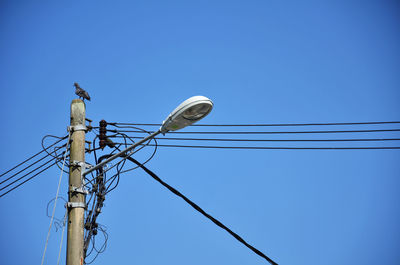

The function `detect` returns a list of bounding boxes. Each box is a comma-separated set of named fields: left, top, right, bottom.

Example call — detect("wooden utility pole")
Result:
left=67, top=99, right=86, bottom=265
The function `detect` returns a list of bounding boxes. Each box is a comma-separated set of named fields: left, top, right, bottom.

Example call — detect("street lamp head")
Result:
left=160, top=96, right=213, bottom=133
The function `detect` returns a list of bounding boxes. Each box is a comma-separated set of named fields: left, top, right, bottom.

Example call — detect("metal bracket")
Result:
left=69, top=161, right=92, bottom=194
left=70, top=186, right=89, bottom=195
left=66, top=202, right=86, bottom=209
left=68, top=124, right=88, bottom=132
left=71, top=160, right=90, bottom=168
left=71, top=161, right=93, bottom=174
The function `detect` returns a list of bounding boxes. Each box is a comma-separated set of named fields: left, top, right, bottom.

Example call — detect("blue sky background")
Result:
left=1, top=1, right=399, bottom=265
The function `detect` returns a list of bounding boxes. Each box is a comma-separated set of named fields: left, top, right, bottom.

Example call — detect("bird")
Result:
left=74, top=82, right=91, bottom=101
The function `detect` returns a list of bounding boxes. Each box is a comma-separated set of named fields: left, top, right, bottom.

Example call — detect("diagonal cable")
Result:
left=0, top=161, right=58, bottom=198
left=125, top=156, right=278, bottom=265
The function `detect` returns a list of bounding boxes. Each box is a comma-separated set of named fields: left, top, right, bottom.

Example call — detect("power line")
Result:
left=112, top=135, right=400, bottom=142
left=133, top=143, right=400, bottom=150
left=110, top=121, right=400, bottom=127
left=109, top=128, right=400, bottom=135
left=0, top=160, right=58, bottom=198
left=0, top=145, right=66, bottom=186
left=0, top=157, right=58, bottom=194
left=0, top=136, right=67, bottom=178
left=125, top=156, right=278, bottom=265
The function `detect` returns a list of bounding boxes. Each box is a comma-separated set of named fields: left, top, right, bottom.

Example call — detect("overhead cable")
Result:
left=0, top=157, right=58, bottom=193
left=0, top=161, right=58, bottom=198
left=125, top=156, right=278, bottom=265
left=110, top=128, right=400, bottom=135
left=0, top=135, right=67, bottom=178
left=133, top=144, right=400, bottom=150
left=0, top=145, right=66, bottom=186
left=110, top=121, right=400, bottom=127
left=112, top=135, right=400, bottom=142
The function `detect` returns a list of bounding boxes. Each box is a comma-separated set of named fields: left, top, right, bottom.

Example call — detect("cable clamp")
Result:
left=70, top=161, right=92, bottom=193
left=71, top=161, right=93, bottom=174
left=70, top=186, right=89, bottom=195
left=68, top=124, right=87, bottom=132
left=66, top=202, right=86, bottom=209
left=71, top=160, right=91, bottom=168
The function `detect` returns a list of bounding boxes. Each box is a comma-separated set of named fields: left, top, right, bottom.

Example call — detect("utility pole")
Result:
left=67, top=99, right=86, bottom=265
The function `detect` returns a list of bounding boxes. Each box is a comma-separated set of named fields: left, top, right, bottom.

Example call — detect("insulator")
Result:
left=99, top=119, right=107, bottom=149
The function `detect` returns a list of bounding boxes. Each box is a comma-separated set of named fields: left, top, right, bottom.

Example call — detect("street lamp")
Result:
left=160, top=95, right=213, bottom=133
left=84, top=95, right=213, bottom=176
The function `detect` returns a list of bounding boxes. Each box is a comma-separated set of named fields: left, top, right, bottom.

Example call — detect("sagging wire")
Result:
left=85, top=225, right=108, bottom=265
left=106, top=124, right=158, bottom=174
left=42, top=134, right=71, bottom=174
left=46, top=197, right=68, bottom=232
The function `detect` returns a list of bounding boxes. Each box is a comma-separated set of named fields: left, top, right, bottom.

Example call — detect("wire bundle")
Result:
left=107, top=121, right=400, bottom=150
left=2, top=120, right=400, bottom=265
left=92, top=124, right=279, bottom=264
left=82, top=126, right=159, bottom=263
left=0, top=135, right=69, bottom=198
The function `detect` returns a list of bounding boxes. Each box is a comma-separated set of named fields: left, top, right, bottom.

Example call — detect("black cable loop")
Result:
left=46, top=197, right=68, bottom=228
left=41, top=135, right=69, bottom=159
left=109, top=131, right=158, bottom=174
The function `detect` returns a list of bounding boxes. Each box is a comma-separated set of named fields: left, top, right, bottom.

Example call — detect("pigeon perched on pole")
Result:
left=74, top=82, right=91, bottom=101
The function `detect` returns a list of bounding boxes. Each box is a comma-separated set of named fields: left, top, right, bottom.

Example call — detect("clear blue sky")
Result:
left=1, top=1, right=399, bottom=265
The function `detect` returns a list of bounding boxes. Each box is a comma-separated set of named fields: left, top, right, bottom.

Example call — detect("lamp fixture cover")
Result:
left=160, top=96, right=213, bottom=133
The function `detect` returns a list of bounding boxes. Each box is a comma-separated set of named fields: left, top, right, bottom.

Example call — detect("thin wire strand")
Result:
left=111, top=128, right=400, bottom=134
left=57, top=209, right=68, bottom=265
left=100, top=132, right=157, bottom=177
left=41, top=132, right=71, bottom=265
left=110, top=121, right=400, bottom=127
left=137, top=144, right=400, bottom=150
left=112, top=131, right=158, bottom=174
left=115, top=136, right=400, bottom=142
